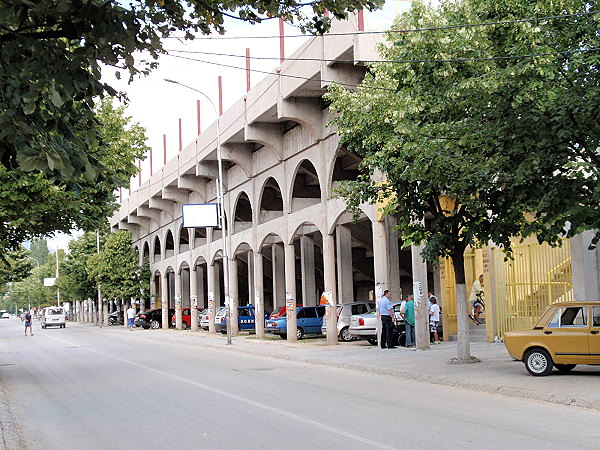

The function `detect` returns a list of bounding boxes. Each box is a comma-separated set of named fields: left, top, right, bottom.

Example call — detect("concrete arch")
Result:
left=209, top=248, right=225, bottom=266
left=178, top=260, right=190, bottom=274
left=193, top=255, right=208, bottom=267
left=288, top=158, right=323, bottom=214
left=232, top=190, right=254, bottom=233
left=142, top=241, right=150, bottom=260
left=328, top=146, right=364, bottom=200
left=233, top=241, right=253, bottom=258
left=177, top=224, right=190, bottom=254
left=257, top=176, right=284, bottom=225
left=328, top=206, right=371, bottom=235
left=289, top=220, right=326, bottom=242
left=257, top=231, right=285, bottom=253
left=163, top=229, right=175, bottom=259
left=152, top=235, right=162, bottom=263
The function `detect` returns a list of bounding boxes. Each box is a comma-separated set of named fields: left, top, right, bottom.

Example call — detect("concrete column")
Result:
left=336, top=225, right=354, bottom=303
left=272, top=243, right=286, bottom=308
left=254, top=250, right=265, bottom=339
left=411, top=244, right=430, bottom=350
left=484, top=246, right=498, bottom=342
left=161, top=273, right=169, bottom=329
left=214, top=262, right=222, bottom=305
left=571, top=231, right=600, bottom=301
left=230, top=257, right=239, bottom=335
left=323, top=233, right=338, bottom=345
left=285, top=242, right=297, bottom=342
left=103, top=300, right=109, bottom=329
left=175, top=270, right=183, bottom=330
left=197, top=265, right=206, bottom=309
left=247, top=253, right=254, bottom=307
left=300, top=235, right=317, bottom=306
left=190, top=266, right=199, bottom=332
left=76, top=301, right=81, bottom=322
left=386, top=217, right=401, bottom=300
left=207, top=263, right=216, bottom=333
left=372, top=220, right=389, bottom=344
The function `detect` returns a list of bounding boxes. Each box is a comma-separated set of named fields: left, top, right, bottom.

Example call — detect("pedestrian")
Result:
left=429, top=297, right=441, bottom=344
left=428, top=291, right=437, bottom=309
left=377, top=290, right=397, bottom=349
left=24, top=311, right=33, bottom=336
left=469, top=274, right=485, bottom=324
left=126, top=303, right=136, bottom=331
left=402, top=294, right=415, bottom=348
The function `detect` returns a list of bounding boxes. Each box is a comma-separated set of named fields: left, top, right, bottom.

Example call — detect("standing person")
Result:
left=402, top=294, right=415, bottom=348
left=377, top=290, right=397, bottom=349
left=429, top=297, right=441, bottom=344
left=24, top=311, right=33, bottom=336
left=126, top=303, right=136, bottom=331
left=469, top=274, right=485, bottom=324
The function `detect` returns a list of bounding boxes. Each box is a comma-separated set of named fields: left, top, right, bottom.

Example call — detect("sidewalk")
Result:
left=90, top=323, right=600, bottom=410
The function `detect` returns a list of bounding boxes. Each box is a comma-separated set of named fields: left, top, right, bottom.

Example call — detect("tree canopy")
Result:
left=327, top=0, right=599, bottom=360
left=1, top=0, right=382, bottom=253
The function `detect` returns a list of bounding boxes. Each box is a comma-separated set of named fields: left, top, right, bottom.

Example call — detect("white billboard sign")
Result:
left=43, top=277, right=56, bottom=287
left=182, top=203, right=219, bottom=228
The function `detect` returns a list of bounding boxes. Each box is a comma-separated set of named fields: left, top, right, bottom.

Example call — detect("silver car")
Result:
left=321, top=302, right=375, bottom=342
left=349, top=301, right=404, bottom=345
left=200, top=306, right=225, bottom=330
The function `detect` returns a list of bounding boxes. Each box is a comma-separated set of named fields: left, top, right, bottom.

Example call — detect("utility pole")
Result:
left=97, top=231, right=104, bottom=328
left=56, top=249, right=60, bottom=307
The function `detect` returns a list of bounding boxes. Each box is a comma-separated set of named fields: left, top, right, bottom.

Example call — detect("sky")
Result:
left=48, top=0, right=411, bottom=252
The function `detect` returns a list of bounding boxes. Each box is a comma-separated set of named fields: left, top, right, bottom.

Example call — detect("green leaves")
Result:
left=327, top=0, right=599, bottom=267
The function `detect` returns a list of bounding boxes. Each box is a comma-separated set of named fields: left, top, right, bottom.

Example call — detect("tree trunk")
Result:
left=453, top=250, right=471, bottom=361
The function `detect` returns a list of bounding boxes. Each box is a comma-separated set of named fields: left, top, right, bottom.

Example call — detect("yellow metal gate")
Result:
left=493, top=240, right=573, bottom=339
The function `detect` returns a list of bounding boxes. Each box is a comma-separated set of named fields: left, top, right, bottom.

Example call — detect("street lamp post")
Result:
left=164, top=79, right=232, bottom=345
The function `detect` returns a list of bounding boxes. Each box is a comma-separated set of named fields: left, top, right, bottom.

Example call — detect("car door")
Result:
left=297, top=308, right=310, bottom=331
left=238, top=307, right=253, bottom=330
left=312, top=306, right=325, bottom=333
left=590, top=306, right=600, bottom=364
left=543, top=306, right=590, bottom=363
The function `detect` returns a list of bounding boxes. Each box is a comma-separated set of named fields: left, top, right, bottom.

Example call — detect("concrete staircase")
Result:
left=469, top=319, right=487, bottom=342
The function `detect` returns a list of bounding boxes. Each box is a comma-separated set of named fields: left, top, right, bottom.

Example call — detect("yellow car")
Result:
left=504, top=301, right=600, bottom=376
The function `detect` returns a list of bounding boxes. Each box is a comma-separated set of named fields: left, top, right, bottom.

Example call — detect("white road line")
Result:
left=46, top=334, right=396, bottom=449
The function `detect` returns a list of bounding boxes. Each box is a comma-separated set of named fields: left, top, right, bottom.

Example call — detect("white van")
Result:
left=41, top=307, right=66, bottom=329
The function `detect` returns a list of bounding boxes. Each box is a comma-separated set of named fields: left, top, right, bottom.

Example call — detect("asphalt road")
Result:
left=1, top=318, right=599, bottom=450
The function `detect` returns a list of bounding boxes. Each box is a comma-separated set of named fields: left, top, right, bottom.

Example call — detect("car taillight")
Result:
left=140, top=314, right=146, bottom=319
left=359, top=318, right=364, bottom=326
left=337, top=308, right=342, bottom=318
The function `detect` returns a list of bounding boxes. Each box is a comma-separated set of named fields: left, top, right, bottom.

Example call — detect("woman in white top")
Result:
left=429, top=297, right=441, bottom=344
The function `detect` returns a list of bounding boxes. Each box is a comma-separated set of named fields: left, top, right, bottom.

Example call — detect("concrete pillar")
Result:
left=571, top=231, right=600, bottom=301
left=254, top=250, right=265, bottom=339
left=198, top=265, right=206, bottom=309
left=272, top=243, right=286, bottom=308
left=411, top=244, right=430, bottom=350
left=207, top=263, right=216, bottom=333
left=247, top=253, right=254, bottom=307
left=76, top=301, right=81, bottom=322
left=214, top=262, right=222, bottom=305
left=175, top=270, right=182, bottom=330
left=285, top=242, right=297, bottom=342
left=386, top=217, right=401, bottom=300
left=323, top=233, right=338, bottom=345
left=190, top=266, right=199, bottom=332
left=300, top=235, right=316, bottom=306
left=372, top=219, right=389, bottom=344
left=103, top=300, right=109, bottom=329
left=230, top=257, right=239, bottom=335
left=161, top=273, right=169, bottom=329
left=336, top=224, right=354, bottom=303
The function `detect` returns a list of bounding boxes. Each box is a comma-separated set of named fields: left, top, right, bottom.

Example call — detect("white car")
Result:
left=1, top=313, right=10, bottom=319
left=41, top=307, right=67, bottom=329
left=200, top=306, right=225, bottom=330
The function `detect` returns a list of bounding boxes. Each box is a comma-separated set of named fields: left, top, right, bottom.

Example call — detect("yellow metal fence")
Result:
left=493, top=241, right=573, bottom=338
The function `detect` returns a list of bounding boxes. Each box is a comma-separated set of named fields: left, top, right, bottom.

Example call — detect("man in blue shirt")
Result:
left=377, top=290, right=396, bottom=349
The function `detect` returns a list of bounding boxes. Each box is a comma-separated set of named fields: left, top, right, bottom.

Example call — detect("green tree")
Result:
left=0, top=96, right=149, bottom=254
left=6, top=251, right=61, bottom=311
left=59, top=231, right=106, bottom=304
left=327, top=0, right=599, bottom=361
left=0, top=247, right=33, bottom=286
left=87, top=231, right=149, bottom=303
left=29, top=238, right=50, bottom=267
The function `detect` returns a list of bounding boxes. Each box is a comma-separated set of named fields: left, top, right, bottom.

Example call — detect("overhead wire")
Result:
left=163, top=10, right=600, bottom=40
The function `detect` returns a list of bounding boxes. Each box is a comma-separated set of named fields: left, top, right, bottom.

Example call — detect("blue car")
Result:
left=265, top=306, right=325, bottom=339
left=215, top=305, right=267, bottom=333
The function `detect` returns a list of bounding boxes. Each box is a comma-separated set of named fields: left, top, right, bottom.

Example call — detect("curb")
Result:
left=0, top=382, right=23, bottom=450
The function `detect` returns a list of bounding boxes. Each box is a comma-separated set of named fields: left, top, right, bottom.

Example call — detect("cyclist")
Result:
left=469, top=274, right=485, bottom=325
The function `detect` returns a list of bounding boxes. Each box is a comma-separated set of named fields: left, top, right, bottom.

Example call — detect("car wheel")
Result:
left=554, top=364, right=577, bottom=373
left=366, top=338, right=378, bottom=346
left=150, top=320, right=160, bottom=329
left=108, top=318, right=116, bottom=326
left=181, top=322, right=188, bottom=330
left=397, top=332, right=406, bottom=347
left=524, top=348, right=553, bottom=376
left=339, top=327, right=352, bottom=342
left=296, top=327, right=304, bottom=340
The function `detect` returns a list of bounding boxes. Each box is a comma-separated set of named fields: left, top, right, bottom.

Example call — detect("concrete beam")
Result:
left=137, top=204, right=161, bottom=228
left=220, top=144, right=253, bottom=177
left=149, top=197, right=174, bottom=220
left=163, top=185, right=189, bottom=205
left=196, top=161, right=219, bottom=180
left=277, top=97, right=323, bottom=140
left=244, top=123, right=283, bottom=161
left=178, top=174, right=207, bottom=201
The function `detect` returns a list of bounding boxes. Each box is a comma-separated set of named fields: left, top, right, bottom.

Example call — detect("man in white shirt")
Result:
left=429, top=297, right=441, bottom=344
left=126, top=304, right=136, bottom=331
